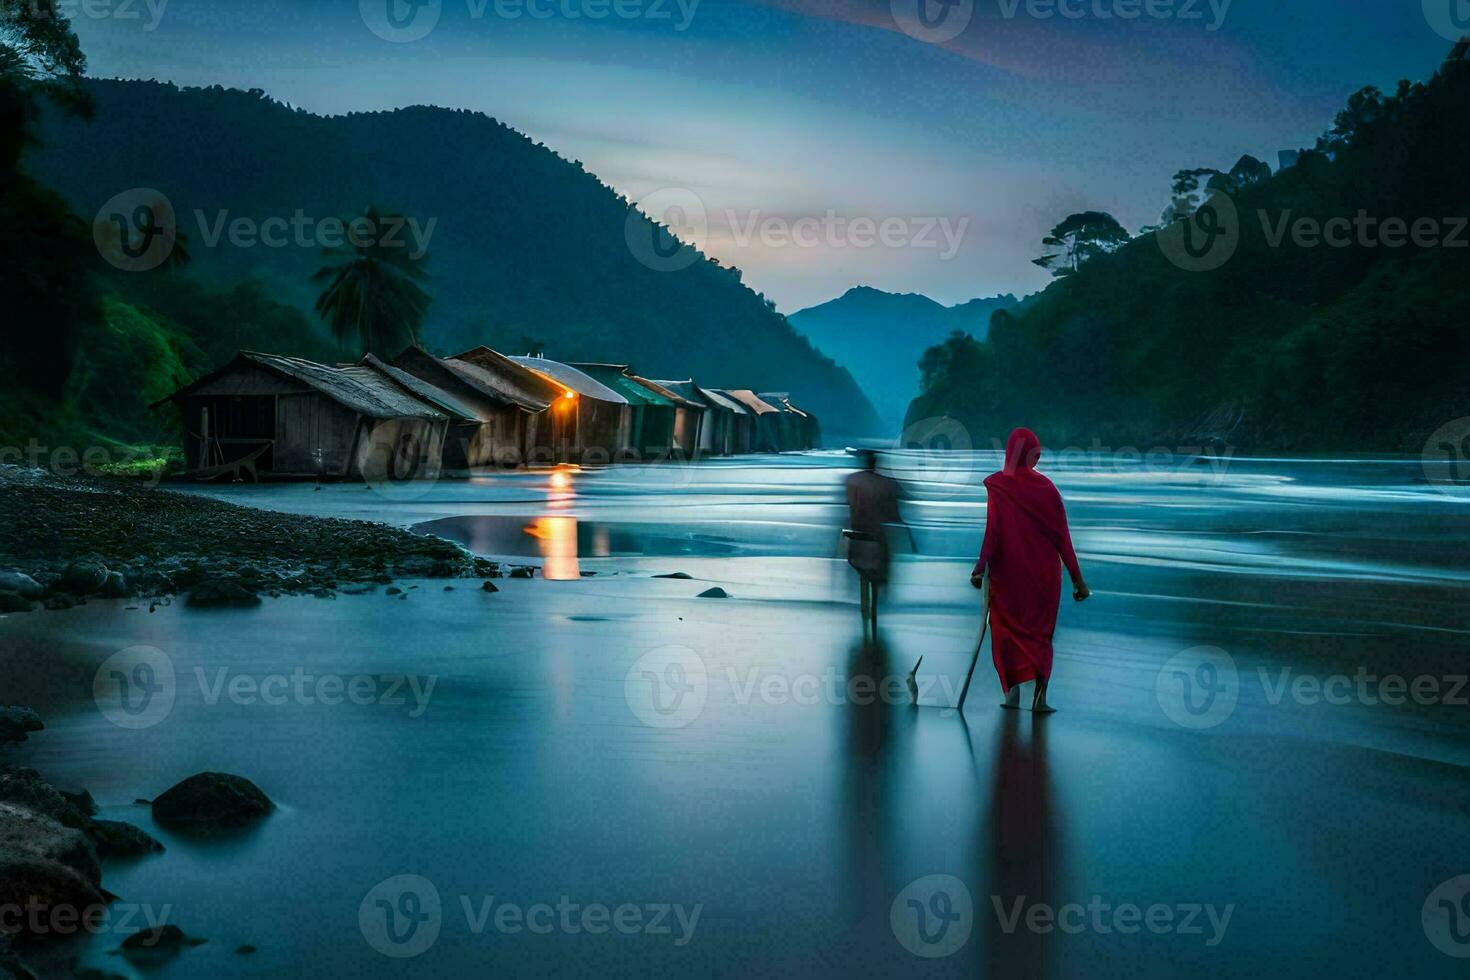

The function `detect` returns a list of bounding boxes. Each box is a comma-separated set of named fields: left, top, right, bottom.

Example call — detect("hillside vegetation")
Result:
left=908, top=58, right=1470, bottom=452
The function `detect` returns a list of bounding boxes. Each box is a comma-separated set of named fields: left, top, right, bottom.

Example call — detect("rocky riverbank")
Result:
left=0, top=466, right=513, bottom=613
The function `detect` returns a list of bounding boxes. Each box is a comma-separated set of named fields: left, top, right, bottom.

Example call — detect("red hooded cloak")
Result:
left=971, top=428, right=1082, bottom=692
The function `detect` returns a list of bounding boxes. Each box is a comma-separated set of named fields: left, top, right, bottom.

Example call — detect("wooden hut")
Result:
left=570, top=363, right=679, bottom=458
left=375, top=348, right=525, bottom=470
left=719, top=389, right=784, bottom=453
left=759, top=392, right=820, bottom=451
left=651, top=380, right=733, bottom=456
left=632, top=377, right=704, bottom=457
left=157, top=351, right=449, bottom=481
left=441, top=346, right=574, bottom=466
left=701, top=388, right=752, bottom=454
left=509, top=357, right=631, bottom=463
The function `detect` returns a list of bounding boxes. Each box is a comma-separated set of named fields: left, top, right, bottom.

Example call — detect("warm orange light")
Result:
left=522, top=516, right=580, bottom=580
left=549, top=470, right=571, bottom=490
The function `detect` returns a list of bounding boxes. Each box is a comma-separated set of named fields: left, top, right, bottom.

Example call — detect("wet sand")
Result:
left=3, top=453, right=1469, bottom=977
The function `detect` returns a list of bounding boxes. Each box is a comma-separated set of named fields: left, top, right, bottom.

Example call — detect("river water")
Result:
left=4, top=451, right=1469, bottom=977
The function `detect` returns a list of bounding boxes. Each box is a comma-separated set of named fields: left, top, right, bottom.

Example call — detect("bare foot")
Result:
left=1032, top=678, right=1057, bottom=714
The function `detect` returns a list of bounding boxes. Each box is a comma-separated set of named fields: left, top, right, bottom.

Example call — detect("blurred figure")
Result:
left=971, top=429, right=1090, bottom=712
left=845, top=449, right=904, bottom=632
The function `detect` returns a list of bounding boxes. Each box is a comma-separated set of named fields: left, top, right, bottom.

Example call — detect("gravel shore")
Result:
left=0, top=467, right=503, bottom=611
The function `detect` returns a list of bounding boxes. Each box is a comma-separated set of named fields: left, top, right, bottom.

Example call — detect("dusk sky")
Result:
left=72, top=0, right=1455, bottom=311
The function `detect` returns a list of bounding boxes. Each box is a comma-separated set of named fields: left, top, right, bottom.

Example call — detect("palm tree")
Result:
left=312, top=207, right=431, bottom=356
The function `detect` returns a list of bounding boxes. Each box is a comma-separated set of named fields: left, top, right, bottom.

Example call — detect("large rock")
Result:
left=0, top=593, right=32, bottom=614
left=151, top=773, right=274, bottom=832
left=0, top=856, right=107, bottom=940
left=0, top=708, right=43, bottom=746
left=60, top=562, right=109, bottom=595
left=0, top=572, right=42, bottom=599
left=101, top=571, right=129, bottom=598
left=87, top=819, right=164, bottom=859
left=0, top=803, right=101, bottom=884
left=185, top=577, right=261, bottom=608
left=0, top=769, right=92, bottom=828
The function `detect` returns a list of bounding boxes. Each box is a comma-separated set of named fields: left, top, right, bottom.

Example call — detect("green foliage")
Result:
left=29, top=80, right=878, bottom=432
left=911, top=64, right=1470, bottom=452
left=312, top=206, right=431, bottom=357
left=1033, top=211, right=1130, bottom=277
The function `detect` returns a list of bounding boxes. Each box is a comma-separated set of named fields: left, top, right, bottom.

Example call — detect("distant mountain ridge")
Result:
left=788, top=286, right=1023, bottom=433
left=30, top=79, right=878, bottom=435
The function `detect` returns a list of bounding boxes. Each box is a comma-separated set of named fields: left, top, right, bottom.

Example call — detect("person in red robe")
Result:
left=970, top=428, right=1090, bottom=712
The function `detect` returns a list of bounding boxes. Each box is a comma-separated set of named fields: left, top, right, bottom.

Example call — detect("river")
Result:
left=4, top=450, right=1469, bottom=977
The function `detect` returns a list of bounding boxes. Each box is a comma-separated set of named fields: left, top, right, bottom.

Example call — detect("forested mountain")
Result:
left=29, top=79, right=877, bottom=435
left=788, top=287, right=1022, bottom=433
left=908, top=53, right=1470, bottom=453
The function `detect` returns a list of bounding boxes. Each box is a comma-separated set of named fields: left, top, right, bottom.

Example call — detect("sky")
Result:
left=69, top=0, right=1456, bottom=311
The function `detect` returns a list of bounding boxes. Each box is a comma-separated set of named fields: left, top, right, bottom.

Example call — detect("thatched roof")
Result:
left=358, top=354, right=481, bottom=422
left=450, top=346, right=564, bottom=412
left=156, top=351, right=447, bottom=420
left=718, top=389, right=780, bottom=415
left=509, top=357, right=628, bottom=404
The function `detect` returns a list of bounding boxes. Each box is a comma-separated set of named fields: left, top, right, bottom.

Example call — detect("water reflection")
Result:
left=980, top=710, right=1060, bottom=977
left=522, top=516, right=581, bottom=580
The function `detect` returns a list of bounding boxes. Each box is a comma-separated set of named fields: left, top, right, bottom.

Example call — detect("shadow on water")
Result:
left=977, top=709, right=1060, bottom=978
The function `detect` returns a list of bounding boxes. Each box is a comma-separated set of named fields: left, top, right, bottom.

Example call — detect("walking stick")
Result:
left=909, top=582, right=990, bottom=711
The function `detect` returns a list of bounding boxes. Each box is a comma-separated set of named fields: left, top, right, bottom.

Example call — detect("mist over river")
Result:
left=5, top=451, right=1469, bottom=977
